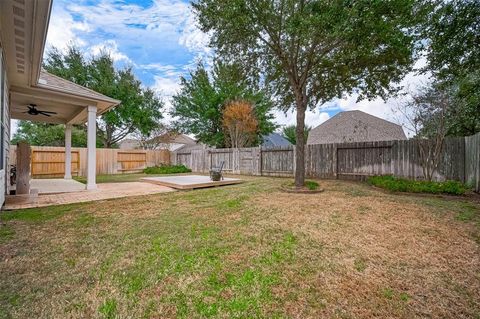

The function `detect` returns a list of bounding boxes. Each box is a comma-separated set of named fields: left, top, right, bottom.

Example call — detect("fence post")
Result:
left=333, top=145, right=338, bottom=179
left=256, top=147, right=262, bottom=176
left=292, top=146, right=296, bottom=177
left=16, top=142, right=31, bottom=195
left=233, top=148, right=240, bottom=174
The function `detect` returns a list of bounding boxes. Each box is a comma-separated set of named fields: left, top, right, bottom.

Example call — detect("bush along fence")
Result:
left=173, top=133, right=480, bottom=192
left=10, top=145, right=170, bottom=178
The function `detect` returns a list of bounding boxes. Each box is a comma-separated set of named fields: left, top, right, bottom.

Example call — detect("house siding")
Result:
left=0, top=44, right=10, bottom=205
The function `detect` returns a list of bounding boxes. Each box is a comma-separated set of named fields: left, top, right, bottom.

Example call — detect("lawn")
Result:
left=0, top=177, right=479, bottom=318
left=73, top=172, right=191, bottom=184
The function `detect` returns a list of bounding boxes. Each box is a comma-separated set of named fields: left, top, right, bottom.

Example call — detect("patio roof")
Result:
left=1, top=0, right=120, bottom=125
left=10, top=71, right=120, bottom=124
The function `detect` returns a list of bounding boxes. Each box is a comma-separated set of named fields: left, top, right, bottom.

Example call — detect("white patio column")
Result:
left=64, top=124, right=72, bottom=179
left=86, top=105, right=97, bottom=190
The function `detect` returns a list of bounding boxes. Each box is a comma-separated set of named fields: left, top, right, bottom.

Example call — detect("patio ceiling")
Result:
left=1, top=0, right=120, bottom=125
left=10, top=71, right=120, bottom=125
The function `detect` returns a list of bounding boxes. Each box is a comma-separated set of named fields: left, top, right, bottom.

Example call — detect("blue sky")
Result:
left=45, top=0, right=427, bottom=133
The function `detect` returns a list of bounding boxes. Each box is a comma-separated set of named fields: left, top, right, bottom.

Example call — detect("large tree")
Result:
left=193, top=0, right=425, bottom=187
left=422, top=0, right=480, bottom=136
left=11, top=121, right=89, bottom=147
left=171, top=61, right=276, bottom=147
left=44, top=46, right=164, bottom=148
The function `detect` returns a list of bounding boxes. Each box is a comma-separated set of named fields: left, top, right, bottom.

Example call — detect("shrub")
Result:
left=143, top=164, right=191, bottom=175
left=305, top=180, right=319, bottom=190
left=367, top=175, right=467, bottom=195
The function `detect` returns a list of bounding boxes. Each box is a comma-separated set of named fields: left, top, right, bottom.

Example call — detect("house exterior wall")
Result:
left=0, top=44, right=10, bottom=205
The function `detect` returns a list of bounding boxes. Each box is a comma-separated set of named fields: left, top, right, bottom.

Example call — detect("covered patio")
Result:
left=10, top=71, right=120, bottom=191
left=0, top=0, right=120, bottom=201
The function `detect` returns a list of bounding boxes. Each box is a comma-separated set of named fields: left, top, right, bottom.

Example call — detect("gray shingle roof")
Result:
left=307, top=110, right=407, bottom=145
left=262, top=133, right=292, bottom=147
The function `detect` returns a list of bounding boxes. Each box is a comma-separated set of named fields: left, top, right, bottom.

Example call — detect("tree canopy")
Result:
left=171, top=61, right=276, bottom=147
left=11, top=121, right=89, bottom=147
left=193, top=0, right=425, bottom=186
left=43, top=46, right=164, bottom=148
left=421, top=0, right=480, bottom=137
left=281, top=124, right=311, bottom=145
left=223, top=100, right=259, bottom=148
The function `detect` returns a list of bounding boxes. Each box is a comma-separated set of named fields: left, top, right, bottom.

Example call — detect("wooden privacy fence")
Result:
left=10, top=146, right=170, bottom=178
left=174, top=133, right=480, bottom=192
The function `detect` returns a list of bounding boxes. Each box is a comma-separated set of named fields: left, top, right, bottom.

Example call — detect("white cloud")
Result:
left=152, top=75, right=181, bottom=98
left=45, top=5, right=90, bottom=51
left=274, top=109, right=330, bottom=129
left=178, top=10, right=212, bottom=59
left=90, top=40, right=132, bottom=64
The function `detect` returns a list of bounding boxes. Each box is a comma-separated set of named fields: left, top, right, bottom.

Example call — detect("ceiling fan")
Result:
left=23, top=104, right=57, bottom=117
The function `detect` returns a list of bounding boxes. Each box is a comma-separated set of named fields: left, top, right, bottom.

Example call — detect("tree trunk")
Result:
left=295, top=103, right=306, bottom=187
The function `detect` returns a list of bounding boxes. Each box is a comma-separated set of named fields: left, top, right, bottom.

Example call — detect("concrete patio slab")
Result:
left=30, top=179, right=86, bottom=194
left=4, top=182, right=175, bottom=210
left=141, top=175, right=243, bottom=190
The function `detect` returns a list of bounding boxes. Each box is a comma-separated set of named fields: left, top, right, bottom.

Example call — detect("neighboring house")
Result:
left=119, top=134, right=197, bottom=151
left=307, top=110, right=407, bottom=145
left=175, top=133, right=291, bottom=151
left=175, top=142, right=208, bottom=153
left=262, top=133, right=292, bottom=148
left=0, top=0, right=120, bottom=204
left=118, top=138, right=140, bottom=150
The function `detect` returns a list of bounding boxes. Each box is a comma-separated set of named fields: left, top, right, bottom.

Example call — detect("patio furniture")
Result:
left=210, top=161, right=224, bottom=181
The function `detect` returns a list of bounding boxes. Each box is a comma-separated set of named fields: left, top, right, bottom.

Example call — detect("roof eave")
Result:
left=36, top=83, right=121, bottom=106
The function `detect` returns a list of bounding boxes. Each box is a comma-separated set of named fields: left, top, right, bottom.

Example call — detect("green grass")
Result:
left=74, top=173, right=164, bottom=184
left=287, top=179, right=320, bottom=190
left=143, top=164, right=191, bottom=175
left=0, top=177, right=479, bottom=318
left=368, top=175, right=468, bottom=195
left=305, top=180, right=319, bottom=190
left=0, top=225, right=14, bottom=243
left=73, top=166, right=192, bottom=184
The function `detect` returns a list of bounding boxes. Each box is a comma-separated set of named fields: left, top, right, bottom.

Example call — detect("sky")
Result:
left=41, top=0, right=430, bottom=136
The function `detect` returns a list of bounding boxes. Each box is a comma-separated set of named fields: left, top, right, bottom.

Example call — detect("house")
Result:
left=0, top=0, right=120, bottom=204
left=119, top=134, right=196, bottom=151
left=307, top=110, right=407, bottom=145
left=262, top=133, right=291, bottom=148
left=175, top=133, right=291, bottom=151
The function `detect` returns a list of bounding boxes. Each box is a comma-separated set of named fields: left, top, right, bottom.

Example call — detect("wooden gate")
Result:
left=210, top=149, right=233, bottom=172
left=31, top=149, right=80, bottom=178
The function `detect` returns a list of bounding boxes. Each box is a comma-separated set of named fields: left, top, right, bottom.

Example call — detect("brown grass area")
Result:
left=0, top=177, right=479, bottom=318
left=254, top=180, right=480, bottom=318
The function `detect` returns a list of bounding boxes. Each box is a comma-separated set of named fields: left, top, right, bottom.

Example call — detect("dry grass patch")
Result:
left=0, top=177, right=479, bottom=318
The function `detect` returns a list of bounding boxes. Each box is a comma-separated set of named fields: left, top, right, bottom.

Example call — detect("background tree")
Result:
left=281, top=124, right=311, bottom=145
left=422, top=0, right=480, bottom=136
left=171, top=61, right=276, bottom=147
left=395, top=84, right=450, bottom=181
left=223, top=100, right=258, bottom=148
left=11, top=121, right=88, bottom=147
left=43, top=46, right=164, bottom=148
left=132, top=123, right=174, bottom=150
left=193, top=0, right=425, bottom=187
